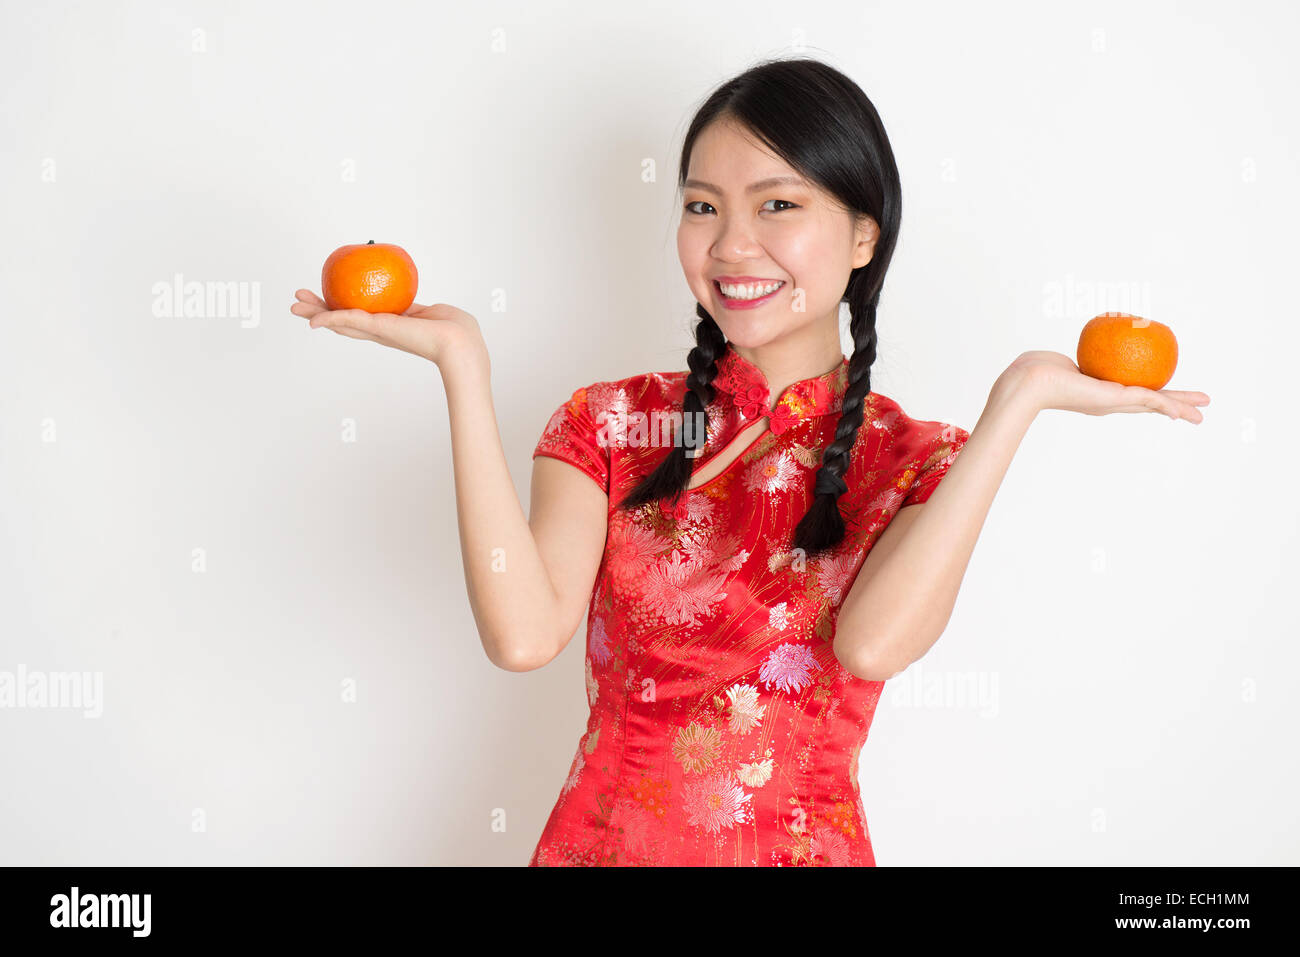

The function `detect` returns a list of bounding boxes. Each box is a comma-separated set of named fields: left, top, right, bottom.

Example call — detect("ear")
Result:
left=852, top=215, right=880, bottom=269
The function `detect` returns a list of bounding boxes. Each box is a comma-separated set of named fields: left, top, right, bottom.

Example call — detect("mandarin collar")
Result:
left=711, top=342, right=849, bottom=435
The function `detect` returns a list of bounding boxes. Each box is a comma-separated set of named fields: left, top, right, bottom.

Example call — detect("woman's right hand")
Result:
left=291, top=289, right=487, bottom=371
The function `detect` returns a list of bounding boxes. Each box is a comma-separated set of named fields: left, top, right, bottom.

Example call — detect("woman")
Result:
left=291, top=57, right=1209, bottom=866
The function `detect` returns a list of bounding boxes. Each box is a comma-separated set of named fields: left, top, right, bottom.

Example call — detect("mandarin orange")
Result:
left=1077, top=312, right=1178, bottom=390
left=321, top=240, right=418, bottom=314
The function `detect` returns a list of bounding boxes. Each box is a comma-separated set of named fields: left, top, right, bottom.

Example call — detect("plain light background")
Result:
left=1, top=0, right=1296, bottom=866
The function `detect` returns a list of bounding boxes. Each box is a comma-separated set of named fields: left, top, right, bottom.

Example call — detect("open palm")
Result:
left=290, top=289, right=484, bottom=367
left=1009, top=350, right=1209, bottom=423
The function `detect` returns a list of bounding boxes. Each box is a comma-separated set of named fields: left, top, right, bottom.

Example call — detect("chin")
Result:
left=714, top=321, right=798, bottom=351
left=710, top=324, right=761, bottom=348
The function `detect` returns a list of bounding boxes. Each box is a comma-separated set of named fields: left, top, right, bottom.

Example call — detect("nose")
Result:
left=710, top=217, right=763, bottom=261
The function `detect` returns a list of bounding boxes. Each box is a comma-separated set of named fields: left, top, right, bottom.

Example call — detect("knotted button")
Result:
left=768, top=402, right=799, bottom=436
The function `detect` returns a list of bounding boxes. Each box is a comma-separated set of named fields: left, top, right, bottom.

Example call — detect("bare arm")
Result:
left=835, top=353, right=1210, bottom=681
left=441, top=358, right=608, bottom=671
left=834, top=374, right=1037, bottom=681
left=527, top=456, right=609, bottom=663
left=291, top=291, right=608, bottom=672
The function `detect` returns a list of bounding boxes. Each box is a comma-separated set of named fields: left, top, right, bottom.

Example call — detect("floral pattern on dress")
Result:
left=529, top=341, right=971, bottom=866
left=641, top=551, right=729, bottom=628
left=743, top=448, right=800, bottom=494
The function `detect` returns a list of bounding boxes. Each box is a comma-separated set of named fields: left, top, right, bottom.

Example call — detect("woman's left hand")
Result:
left=1004, top=350, right=1210, bottom=423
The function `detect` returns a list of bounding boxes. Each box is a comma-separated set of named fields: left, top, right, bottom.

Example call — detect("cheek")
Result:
left=774, top=234, right=847, bottom=314
left=677, top=233, right=715, bottom=298
left=767, top=230, right=830, bottom=285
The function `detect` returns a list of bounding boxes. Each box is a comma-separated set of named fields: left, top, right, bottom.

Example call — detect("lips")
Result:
left=713, top=279, right=785, bottom=295
left=711, top=278, right=786, bottom=309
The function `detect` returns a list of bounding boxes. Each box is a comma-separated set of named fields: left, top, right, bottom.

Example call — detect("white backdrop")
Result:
left=1, top=0, right=1296, bottom=866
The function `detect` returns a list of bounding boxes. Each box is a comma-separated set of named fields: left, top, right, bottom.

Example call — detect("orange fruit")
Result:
left=321, top=240, right=418, bottom=314
left=1076, top=312, right=1178, bottom=390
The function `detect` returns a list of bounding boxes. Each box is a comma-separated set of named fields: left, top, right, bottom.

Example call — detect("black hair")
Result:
left=617, top=55, right=903, bottom=558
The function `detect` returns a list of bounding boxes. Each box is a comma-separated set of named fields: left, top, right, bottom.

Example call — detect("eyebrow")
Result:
left=682, top=175, right=808, bottom=194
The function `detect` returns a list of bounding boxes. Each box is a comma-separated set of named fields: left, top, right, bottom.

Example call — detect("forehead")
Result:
left=685, top=120, right=805, bottom=189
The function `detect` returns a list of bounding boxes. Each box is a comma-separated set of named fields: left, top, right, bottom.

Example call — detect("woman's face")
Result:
left=677, top=118, right=879, bottom=352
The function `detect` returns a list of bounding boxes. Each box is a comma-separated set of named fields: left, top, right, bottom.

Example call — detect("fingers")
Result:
left=322, top=325, right=378, bottom=342
left=307, top=310, right=378, bottom=340
left=309, top=307, right=374, bottom=332
left=291, top=301, right=323, bottom=319
left=1156, top=400, right=1197, bottom=423
left=1161, top=400, right=1204, bottom=424
left=1156, top=389, right=1210, bottom=424
left=292, top=291, right=384, bottom=343
left=291, top=290, right=328, bottom=320
left=1121, top=386, right=1204, bottom=424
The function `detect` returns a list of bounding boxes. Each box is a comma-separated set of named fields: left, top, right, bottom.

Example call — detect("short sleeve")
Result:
left=901, top=421, right=970, bottom=507
left=533, top=385, right=610, bottom=493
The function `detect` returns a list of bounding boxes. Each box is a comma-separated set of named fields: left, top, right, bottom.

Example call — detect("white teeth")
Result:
left=718, top=280, right=783, bottom=300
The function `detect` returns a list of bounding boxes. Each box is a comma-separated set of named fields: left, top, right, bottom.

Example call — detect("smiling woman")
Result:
left=520, top=55, right=966, bottom=867
left=290, top=52, right=1209, bottom=872
left=625, top=60, right=899, bottom=562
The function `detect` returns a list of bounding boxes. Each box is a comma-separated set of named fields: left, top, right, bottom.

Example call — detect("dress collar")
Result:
left=711, top=341, right=849, bottom=436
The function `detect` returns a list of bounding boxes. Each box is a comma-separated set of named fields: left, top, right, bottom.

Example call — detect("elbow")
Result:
left=837, top=639, right=909, bottom=683
left=487, top=633, right=559, bottom=673
left=491, top=650, right=538, bottom=673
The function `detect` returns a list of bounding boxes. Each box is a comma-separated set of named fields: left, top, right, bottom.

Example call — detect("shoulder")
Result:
left=851, top=390, right=969, bottom=486
left=839, top=390, right=969, bottom=515
left=567, top=368, right=689, bottom=418
left=861, top=390, right=967, bottom=447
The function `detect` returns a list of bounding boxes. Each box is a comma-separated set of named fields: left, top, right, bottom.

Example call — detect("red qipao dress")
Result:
left=527, top=342, right=969, bottom=866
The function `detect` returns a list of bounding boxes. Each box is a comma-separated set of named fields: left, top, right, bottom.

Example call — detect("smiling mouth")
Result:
left=713, top=279, right=785, bottom=301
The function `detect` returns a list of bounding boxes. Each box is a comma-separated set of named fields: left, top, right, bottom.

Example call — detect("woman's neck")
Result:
left=729, top=318, right=844, bottom=409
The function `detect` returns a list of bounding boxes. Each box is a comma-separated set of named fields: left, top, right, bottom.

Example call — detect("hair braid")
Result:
left=618, top=304, right=725, bottom=510
left=791, top=272, right=880, bottom=557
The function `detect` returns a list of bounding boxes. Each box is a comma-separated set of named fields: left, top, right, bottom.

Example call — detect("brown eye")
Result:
left=684, top=200, right=797, bottom=214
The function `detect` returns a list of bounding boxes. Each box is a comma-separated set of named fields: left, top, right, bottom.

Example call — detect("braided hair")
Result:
left=797, top=268, right=880, bottom=554
left=617, top=303, right=726, bottom=512
left=618, top=56, right=902, bottom=558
